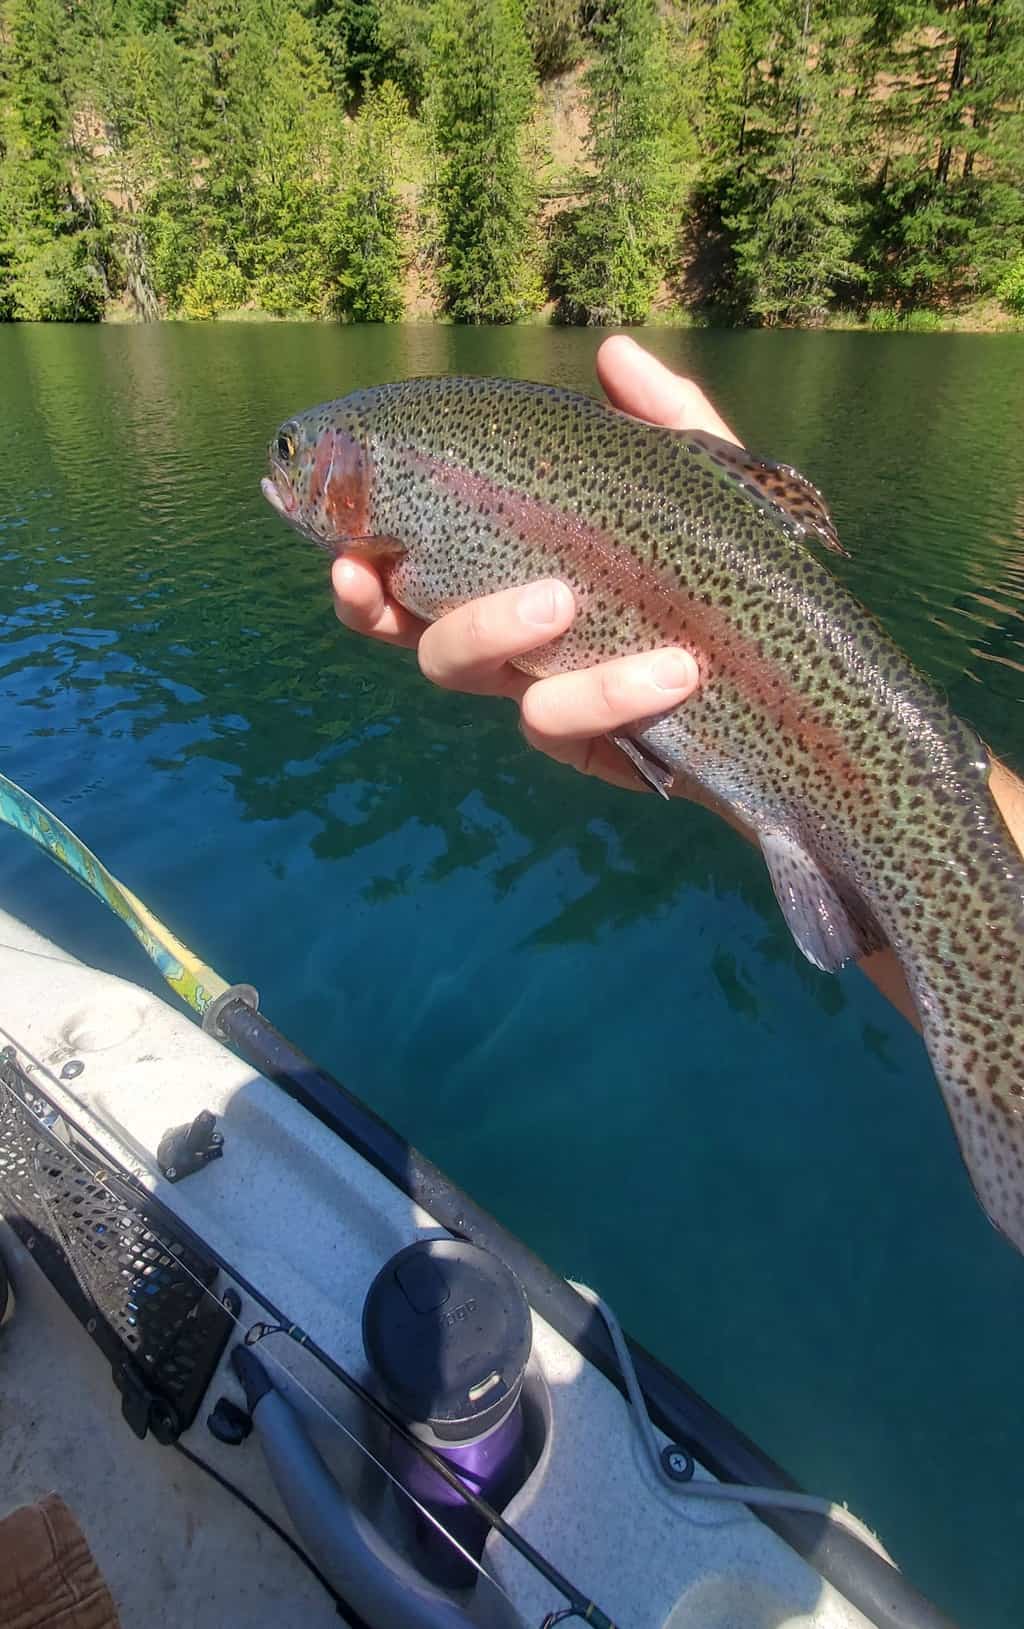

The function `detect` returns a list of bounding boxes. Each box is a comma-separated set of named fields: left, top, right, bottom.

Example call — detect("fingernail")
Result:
left=649, top=650, right=697, bottom=693
left=519, top=581, right=568, bottom=627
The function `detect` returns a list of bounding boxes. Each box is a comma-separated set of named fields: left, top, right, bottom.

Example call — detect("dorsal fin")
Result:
left=686, top=429, right=848, bottom=557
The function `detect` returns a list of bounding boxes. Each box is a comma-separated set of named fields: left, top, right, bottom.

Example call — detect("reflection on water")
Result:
left=2, top=325, right=1024, bottom=1629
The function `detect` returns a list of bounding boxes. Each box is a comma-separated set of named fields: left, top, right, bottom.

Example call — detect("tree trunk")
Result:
left=936, top=34, right=970, bottom=185
left=790, top=0, right=813, bottom=187
left=963, top=0, right=1001, bottom=180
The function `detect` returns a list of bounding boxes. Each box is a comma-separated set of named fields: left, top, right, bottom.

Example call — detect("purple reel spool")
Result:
left=362, top=1239, right=533, bottom=1589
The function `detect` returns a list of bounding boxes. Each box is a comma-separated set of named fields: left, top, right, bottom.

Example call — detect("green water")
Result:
left=2, top=324, right=1023, bottom=1627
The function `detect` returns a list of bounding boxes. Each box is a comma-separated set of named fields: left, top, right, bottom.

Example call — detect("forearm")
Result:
left=858, top=759, right=1024, bottom=1030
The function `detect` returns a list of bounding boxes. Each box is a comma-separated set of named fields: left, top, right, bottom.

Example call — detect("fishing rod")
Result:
left=0, top=771, right=228, bottom=1016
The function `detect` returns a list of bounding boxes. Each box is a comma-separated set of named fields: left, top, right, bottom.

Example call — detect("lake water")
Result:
left=2, top=324, right=1023, bottom=1628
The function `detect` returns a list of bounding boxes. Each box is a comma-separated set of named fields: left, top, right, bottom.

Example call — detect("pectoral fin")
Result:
left=761, top=830, right=885, bottom=972
left=686, top=430, right=848, bottom=557
left=609, top=734, right=675, bottom=799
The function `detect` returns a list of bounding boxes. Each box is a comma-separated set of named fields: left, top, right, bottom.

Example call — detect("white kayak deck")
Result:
left=0, top=907, right=877, bottom=1629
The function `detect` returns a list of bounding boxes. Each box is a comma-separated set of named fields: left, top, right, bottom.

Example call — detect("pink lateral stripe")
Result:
left=414, top=451, right=862, bottom=791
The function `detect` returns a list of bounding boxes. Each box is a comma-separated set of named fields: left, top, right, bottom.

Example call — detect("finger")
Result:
left=596, top=335, right=742, bottom=447
left=418, top=579, right=575, bottom=694
left=520, top=647, right=699, bottom=742
left=331, top=555, right=424, bottom=648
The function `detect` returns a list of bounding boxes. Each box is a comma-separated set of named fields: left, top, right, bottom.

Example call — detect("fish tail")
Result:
left=907, top=859, right=1024, bottom=1253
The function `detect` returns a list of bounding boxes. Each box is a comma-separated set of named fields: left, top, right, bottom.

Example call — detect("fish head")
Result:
left=262, top=404, right=370, bottom=551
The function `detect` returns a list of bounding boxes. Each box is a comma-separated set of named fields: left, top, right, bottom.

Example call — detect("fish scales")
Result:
left=262, top=374, right=1024, bottom=1255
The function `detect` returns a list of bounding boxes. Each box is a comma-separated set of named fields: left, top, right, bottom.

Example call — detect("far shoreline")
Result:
left=11, top=302, right=1024, bottom=335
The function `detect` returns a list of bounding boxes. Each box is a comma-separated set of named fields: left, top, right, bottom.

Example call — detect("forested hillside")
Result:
left=1, top=0, right=1022, bottom=326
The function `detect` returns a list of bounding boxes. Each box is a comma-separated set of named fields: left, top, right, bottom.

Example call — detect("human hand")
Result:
left=331, top=335, right=740, bottom=793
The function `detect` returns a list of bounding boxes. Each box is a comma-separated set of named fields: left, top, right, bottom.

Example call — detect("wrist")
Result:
left=990, top=759, right=1024, bottom=859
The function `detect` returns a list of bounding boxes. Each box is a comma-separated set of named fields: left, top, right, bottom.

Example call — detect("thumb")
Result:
left=596, top=337, right=742, bottom=447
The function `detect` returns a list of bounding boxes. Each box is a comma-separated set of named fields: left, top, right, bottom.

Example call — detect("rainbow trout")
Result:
left=262, top=376, right=1024, bottom=1253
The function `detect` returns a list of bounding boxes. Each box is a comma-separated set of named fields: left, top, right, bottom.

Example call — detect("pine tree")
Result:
left=426, top=0, right=543, bottom=323
left=551, top=0, right=687, bottom=324
left=714, top=0, right=867, bottom=323
left=327, top=80, right=408, bottom=319
left=375, top=0, right=438, bottom=108
left=76, top=13, right=172, bottom=317
left=0, top=0, right=108, bottom=319
left=861, top=0, right=1024, bottom=305
left=174, top=0, right=252, bottom=271
left=523, top=0, right=584, bottom=78
left=1, top=0, right=76, bottom=235
left=135, top=28, right=206, bottom=306
left=309, top=0, right=385, bottom=102
left=171, top=0, right=344, bottom=315
left=242, top=6, right=344, bottom=314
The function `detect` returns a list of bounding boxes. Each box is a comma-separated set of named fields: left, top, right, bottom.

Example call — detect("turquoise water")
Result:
left=2, top=324, right=1023, bottom=1626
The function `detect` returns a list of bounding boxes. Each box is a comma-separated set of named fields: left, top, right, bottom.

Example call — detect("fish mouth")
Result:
left=261, top=468, right=338, bottom=552
left=261, top=468, right=295, bottom=517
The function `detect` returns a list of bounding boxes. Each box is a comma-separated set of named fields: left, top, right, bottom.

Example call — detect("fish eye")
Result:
left=276, top=430, right=296, bottom=462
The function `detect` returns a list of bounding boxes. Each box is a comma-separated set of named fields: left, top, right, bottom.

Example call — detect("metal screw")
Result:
left=210, top=1132, right=223, bottom=1146
left=26, top=1236, right=36, bottom=1251
left=165, top=1167, right=176, bottom=1180
left=661, top=1444, right=695, bottom=1483
left=86, top=1318, right=97, bottom=1334
left=60, top=1060, right=84, bottom=1081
